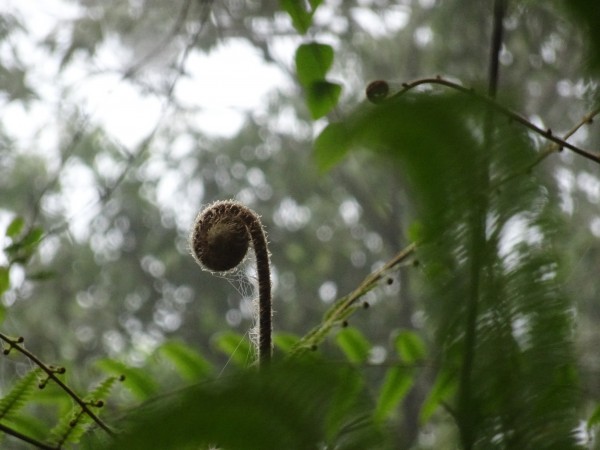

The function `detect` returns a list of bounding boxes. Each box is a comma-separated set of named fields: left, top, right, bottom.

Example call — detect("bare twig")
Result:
left=0, top=421, right=58, bottom=450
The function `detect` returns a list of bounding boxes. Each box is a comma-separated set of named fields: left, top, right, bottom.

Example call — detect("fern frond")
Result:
left=328, top=92, right=581, bottom=448
left=47, top=375, right=121, bottom=447
left=0, top=368, right=42, bottom=421
left=84, top=375, right=122, bottom=406
left=48, top=406, right=91, bottom=448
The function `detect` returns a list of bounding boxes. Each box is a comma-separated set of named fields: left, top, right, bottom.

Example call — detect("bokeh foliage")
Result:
left=0, top=0, right=599, bottom=449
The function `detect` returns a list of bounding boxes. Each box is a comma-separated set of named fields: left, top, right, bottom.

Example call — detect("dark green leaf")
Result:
left=295, top=42, right=334, bottom=86
left=588, top=403, right=600, bottom=430
left=394, top=330, right=426, bottom=364
left=314, top=122, right=352, bottom=172
left=5, top=217, right=24, bottom=239
left=561, top=0, right=600, bottom=73
left=108, top=360, right=381, bottom=450
left=0, top=267, right=8, bottom=297
left=335, top=327, right=370, bottom=363
left=420, top=368, right=457, bottom=424
left=325, top=367, right=364, bottom=441
left=273, top=332, right=300, bottom=352
left=21, top=227, right=43, bottom=247
left=407, top=220, right=424, bottom=242
left=279, top=0, right=313, bottom=34
left=96, top=359, right=158, bottom=400
left=374, top=367, right=414, bottom=423
left=158, top=339, right=213, bottom=381
left=212, top=331, right=255, bottom=366
left=5, top=226, right=44, bottom=264
left=306, top=80, right=342, bottom=119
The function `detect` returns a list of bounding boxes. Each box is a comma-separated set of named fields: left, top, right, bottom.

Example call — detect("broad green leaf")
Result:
left=306, top=80, right=342, bottom=119
left=0, top=267, right=9, bottom=296
left=108, top=360, right=383, bottom=450
left=295, top=42, right=334, bottom=86
left=588, top=403, right=600, bottom=430
left=394, top=330, right=426, bottom=364
left=158, top=339, right=213, bottom=381
left=279, top=0, right=323, bottom=35
left=335, top=327, right=370, bottom=364
left=96, top=359, right=158, bottom=400
left=212, top=331, right=255, bottom=366
left=324, top=367, right=365, bottom=443
left=374, top=367, right=414, bottom=423
left=279, top=0, right=313, bottom=34
left=407, top=221, right=424, bottom=242
left=314, top=122, right=351, bottom=172
left=20, top=227, right=43, bottom=247
left=5, top=226, right=44, bottom=264
left=419, top=368, right=457, bottom=424
left=273, top=332, right=300, bottom=352
left=5, top=217, right=24, bottom=239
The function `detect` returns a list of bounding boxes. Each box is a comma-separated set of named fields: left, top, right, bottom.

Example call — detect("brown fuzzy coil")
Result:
left=190, top=201, right=251, bottom=272
left=190, top=200, right=272, bottom=365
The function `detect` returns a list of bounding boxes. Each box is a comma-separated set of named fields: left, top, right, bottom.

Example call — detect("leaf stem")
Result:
left=458, top=2, right=506, bottom=448
left=0, top=421, right=58, bottom=450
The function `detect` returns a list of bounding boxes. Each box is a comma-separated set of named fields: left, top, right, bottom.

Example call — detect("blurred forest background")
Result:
left=1, top=0, right=600, bottom=449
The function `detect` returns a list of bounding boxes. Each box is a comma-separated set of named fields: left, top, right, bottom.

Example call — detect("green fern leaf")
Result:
left=96, top=359, right=158, bottom=400
left=158, top=339, right=213, bottom=381
left=48, top=406, right=92, bottom=447
left=327, top=92, right=581, bottom=448
left=48, top=376, right=121, bottom=447
left=107, top=359, right=384, bottom=450
left=0, top=368, right=42, bottom=421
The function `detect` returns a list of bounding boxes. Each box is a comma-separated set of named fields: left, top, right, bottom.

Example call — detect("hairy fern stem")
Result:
left=190, top=200, right=273, bottom=366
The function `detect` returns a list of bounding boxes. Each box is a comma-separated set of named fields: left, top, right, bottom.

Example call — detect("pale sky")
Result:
left=1, top=0, right=291, bottom=241
left=3, top=0, right=289, bottom=149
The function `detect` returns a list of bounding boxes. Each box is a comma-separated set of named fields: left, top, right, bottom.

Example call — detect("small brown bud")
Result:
left=366, top=80, right=390, bottom=104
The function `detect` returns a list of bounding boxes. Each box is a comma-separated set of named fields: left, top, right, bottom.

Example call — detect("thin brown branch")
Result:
left=494, top=107, right=600, bottom=187
left=0, top=333, right=114, bottom=436
left=488, top=0, right=507, bottom=99
left=0, top=421, right=58, bottom=450
left=387, top=77, right=600, bottom=165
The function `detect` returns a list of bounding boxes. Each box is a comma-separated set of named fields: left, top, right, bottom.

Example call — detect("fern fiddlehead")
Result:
left=190, top=200, right=272, bottom=366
